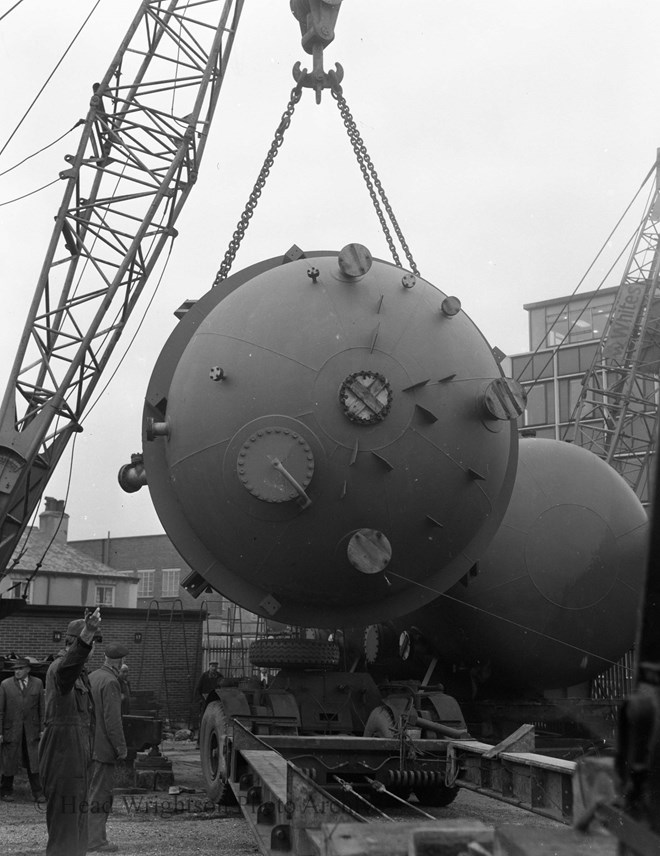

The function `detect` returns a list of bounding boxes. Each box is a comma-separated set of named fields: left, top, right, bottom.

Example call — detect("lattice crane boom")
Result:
left=570, top=152, right=660, bottom=498
left=0, top=0, right=245, bottom=575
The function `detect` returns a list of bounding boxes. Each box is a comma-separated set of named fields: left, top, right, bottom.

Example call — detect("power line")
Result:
left=0, top=178, right=60, bottom=207
left=0, top=0, right=26, bottom=24
left=0, top=0, right=102, bottom=159
left=0, top=121, right=82, bottom=178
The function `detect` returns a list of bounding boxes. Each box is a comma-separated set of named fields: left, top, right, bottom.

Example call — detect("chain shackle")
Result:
left=212, top=84, right=304, bottom=286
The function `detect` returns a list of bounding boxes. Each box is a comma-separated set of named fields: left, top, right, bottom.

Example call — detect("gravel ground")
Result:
left=0, top=740, right=592, bottom=856
left=0, top=741, right=258, bottom=856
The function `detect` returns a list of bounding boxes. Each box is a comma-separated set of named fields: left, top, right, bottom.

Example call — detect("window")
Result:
left=8, top=579, right=31, bottom=601
left=137, top=569, right=155, bottom=597
left=96, top=585, right=115, bottom=606
left=524, top=382, right=555, bottom=426
left=161, top=568, right=180, bottom=598
left=556, top=347, right=580, bottom=376
left=558, top=377, right=583, bottom=422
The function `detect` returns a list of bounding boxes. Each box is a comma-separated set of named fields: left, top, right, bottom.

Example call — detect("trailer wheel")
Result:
left=413, top=782, right=459, bottom=807
left=200, top=700, right=235, bottom=805
left=249, top=638, right=340, bottom=669
left=363, top=706, right=412, bottom=803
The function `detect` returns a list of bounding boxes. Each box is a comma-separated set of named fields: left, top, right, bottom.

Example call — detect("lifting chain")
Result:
left=212, top=75, right=420, bottom=284
left=212, top=83, right=304, bottom=286
left=331, top=84, right=419, bottom=277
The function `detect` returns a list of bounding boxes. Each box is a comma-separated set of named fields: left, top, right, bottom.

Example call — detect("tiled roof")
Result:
left=9, top=528, right=138, bottom=580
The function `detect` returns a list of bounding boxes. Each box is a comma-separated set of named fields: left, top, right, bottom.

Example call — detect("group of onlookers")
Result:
left=0, top=609, right=129, bottom=855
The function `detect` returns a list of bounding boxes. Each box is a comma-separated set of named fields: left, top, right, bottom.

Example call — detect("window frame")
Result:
left=161, top=568, right=181, bottom=598
left=137, top=569, right=155, bottom=598
left=95, top=585, right=115, bottom=607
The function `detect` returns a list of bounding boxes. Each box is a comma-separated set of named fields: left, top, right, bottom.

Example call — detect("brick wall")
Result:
left=0, top=604, right=205, bottom=728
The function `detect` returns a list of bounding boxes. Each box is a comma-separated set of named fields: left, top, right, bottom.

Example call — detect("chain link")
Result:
left=213, top=78, right=419, bottom=284
left=331, top=86, right=419, bottom=277
left=213, top=84, right=303, bottom=286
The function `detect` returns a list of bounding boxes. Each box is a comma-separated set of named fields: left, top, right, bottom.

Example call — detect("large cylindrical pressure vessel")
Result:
left=396, top=438, right=648, bottom=690
left=140, top=248, right=522, bottom=627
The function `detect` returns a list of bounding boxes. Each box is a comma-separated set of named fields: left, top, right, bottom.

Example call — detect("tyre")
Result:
left=249, top=638, right=340, bottom=669
left=199, top=700, right=235, bottom=804
left=363, top=706, right=412, bottom=803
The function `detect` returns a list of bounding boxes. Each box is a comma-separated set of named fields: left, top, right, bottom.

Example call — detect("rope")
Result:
left=387, top=570, right=634, bottom=673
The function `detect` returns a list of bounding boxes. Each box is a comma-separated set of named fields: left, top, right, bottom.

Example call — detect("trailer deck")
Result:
left=219, top=717, right=614, bottom=856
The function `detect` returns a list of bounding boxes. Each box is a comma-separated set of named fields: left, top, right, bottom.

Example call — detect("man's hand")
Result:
left=117, top=749, right=127, bottom=761
left=79, top=607, right=101, bottom=645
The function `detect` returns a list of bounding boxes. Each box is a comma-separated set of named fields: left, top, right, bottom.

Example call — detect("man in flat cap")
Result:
left=39, top=607, right=101, bottom=856
left=87, top=641, right=129, bottom=853
left=0, top=657, right=44, bottom=801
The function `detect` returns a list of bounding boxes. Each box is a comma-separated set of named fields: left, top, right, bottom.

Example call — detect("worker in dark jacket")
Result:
left=194, top=661, right=222, bottom=700
left=118, top=663, right=131, bottom=715
left=38, top=608, right=101, bottom=856
left=194, top=661, right=222, bottom=746
left=0, top=658, right=44, bottom=800
left=87, top=642, right=129, bottom=853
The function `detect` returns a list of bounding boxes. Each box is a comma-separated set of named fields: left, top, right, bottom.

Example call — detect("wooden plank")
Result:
left=451, top=740, right=576, bottom=773
left=241, top=749, right=288, bottom=803
left=498, top=751, right=576, bottom=773
left=483, top=724, right=535, bottom=758
left=265, top=734, right=452, bottom=752
left=495, top=825, right=617, bottom=855
left=307, top=820, right=493, bottom=856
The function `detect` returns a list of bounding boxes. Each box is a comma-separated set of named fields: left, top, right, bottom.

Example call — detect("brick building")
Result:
left=0, top=604, right=202, bottom=728
left=72, top=532, right=266, bottom=678
left=0, top=498, right=204, bottom=727
left=0, top=499, right=138, bottom=608
left=71, top=532, right=222, bottom=611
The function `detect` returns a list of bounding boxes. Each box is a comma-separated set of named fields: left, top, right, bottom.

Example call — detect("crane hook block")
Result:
left=291, top=0, right=344, bottom=103
left=291, top=0, right=343, bottom=56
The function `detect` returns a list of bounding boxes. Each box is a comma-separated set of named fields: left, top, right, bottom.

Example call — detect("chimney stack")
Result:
left=39, top=497, right=69, bottom=543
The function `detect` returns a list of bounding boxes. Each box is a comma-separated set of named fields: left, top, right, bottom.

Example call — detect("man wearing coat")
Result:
left=0, top=657, right=44, bottom=801
left=39, top=608, right=101, bottom=856
left=87, top=642, right=129, bottom=853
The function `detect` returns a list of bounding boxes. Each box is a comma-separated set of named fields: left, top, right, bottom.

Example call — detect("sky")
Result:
left=1, top=0, right=660, bottom=542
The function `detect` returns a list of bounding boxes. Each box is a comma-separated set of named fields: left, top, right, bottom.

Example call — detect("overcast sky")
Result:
left=2, top=0, right=660, bottom=542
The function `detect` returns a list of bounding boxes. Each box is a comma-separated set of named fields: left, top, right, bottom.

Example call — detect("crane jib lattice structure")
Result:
left=570, top=152, right=660, bottom=499
left=0, top=0, right=245, bottom=576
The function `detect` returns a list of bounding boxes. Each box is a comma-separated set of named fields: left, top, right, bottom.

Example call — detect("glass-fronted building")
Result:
left=507, top=284, right=657, bottom=504
left=508, top=287, right=617, bottom=441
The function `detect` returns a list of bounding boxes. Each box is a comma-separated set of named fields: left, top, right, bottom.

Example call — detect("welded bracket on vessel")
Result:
left=447, top=737, right=577, bottom=824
